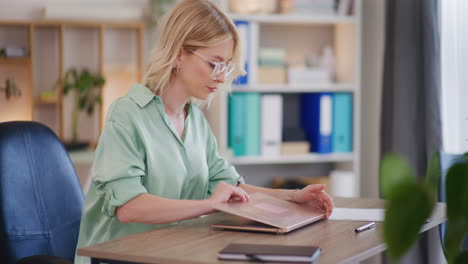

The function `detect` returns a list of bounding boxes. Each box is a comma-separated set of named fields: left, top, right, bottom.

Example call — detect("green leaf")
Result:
left=424, top=151, right=441, bottom=197
left=63, top=84, right=71, bottom=95
left=445, top=222, right=466, bottom=264
left=454, top=250, right=468, bottom=264
left=445, top=161, right=468, bottom=263
left=70, top=68, right=78, bottom=81
left=384, top=183, right=434, bottom=260
left=380, top=153, right=416, bottom=199
left=87, top=105, right=94, bottom=115
left=78, top=97, right=87, bottom=109
left=446, top=162, right=468, bottom=229
left=95, top=76, right=105, bottom=86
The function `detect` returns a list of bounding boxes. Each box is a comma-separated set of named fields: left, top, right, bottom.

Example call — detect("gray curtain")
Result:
left=380, top=0, right=441, bottom=263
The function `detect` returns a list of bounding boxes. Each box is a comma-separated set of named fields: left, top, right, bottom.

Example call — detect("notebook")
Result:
left=211, top=192, right=324, bottom=234
left=218, top=243, right=321, bottom=263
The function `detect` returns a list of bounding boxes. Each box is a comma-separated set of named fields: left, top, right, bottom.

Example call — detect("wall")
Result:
left=360, top=0, right=385, bottom=198
left=0, top=0, right=148, bottom=21
left=1, top=0, right=387, bottom=199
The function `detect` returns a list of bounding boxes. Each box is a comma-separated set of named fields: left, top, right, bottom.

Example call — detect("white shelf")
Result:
left=230, top=153, right=354, bottom=165
left=68, top=149, right=353, bottom=166
left=229, top=13, right=356, bottom=24
left=232, top=83, right=355, bottom=93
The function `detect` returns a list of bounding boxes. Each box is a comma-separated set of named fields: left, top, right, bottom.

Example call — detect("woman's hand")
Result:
left=292, top=184, right=334, bottom=219
left=209, top=182, right=251, bottom=205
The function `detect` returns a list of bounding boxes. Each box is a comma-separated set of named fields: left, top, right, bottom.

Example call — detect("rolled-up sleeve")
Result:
left=206, top=129, right=244, bottom=195
left=92, top=120, right=148, bottom=217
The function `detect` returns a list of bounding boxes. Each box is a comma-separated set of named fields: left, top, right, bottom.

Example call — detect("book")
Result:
left=261, top=94, right=283, bottom=156
left=233, top=21, right=249, bottom=85
left=218, top=243, right=321, bottom=263
left=244, top=93, right=261, bottom=156
left=300, top=93, right=333, bottom=153
left=280, top=141, right=310, bottom=155
left=332, top=93, right=353, bottom=152
left=228, top=93, right=246, bottom=156
left=258, top=66, right=286, bottom=84
left=5, top=46, right=26, bottom=57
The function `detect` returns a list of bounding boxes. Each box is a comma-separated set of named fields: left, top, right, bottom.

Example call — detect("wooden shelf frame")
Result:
left=0, top=20, right=144, bottom=141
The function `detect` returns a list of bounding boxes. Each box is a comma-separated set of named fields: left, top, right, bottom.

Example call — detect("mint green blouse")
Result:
left=75, top=83, right=242, bottom=264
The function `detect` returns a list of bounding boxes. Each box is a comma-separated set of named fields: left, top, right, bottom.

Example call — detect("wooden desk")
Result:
left=77, top=198, right=446, bottom=264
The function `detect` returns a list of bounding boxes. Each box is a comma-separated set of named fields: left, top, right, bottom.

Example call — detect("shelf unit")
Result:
left=231, top=153, right=354, bottom=166
left=232, top=83, right=356, bottom=93
left=229, top=13, right=356, bottom=24
left=0, top=57, right=32, bottom=63
left=205, top=2, right=362, bottom=195
left=0, top=20, right=143, bottom=144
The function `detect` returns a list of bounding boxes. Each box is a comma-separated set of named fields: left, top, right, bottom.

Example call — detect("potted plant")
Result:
left=56, top=68, right=105, bottom=149
left=380, top=152, right=468, bottom=264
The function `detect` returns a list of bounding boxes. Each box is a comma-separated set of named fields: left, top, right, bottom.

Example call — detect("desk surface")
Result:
left=78, top=197, right=446, bottom=264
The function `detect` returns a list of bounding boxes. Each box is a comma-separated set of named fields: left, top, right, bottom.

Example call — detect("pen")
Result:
left=355, top=222, right=376, bottom=233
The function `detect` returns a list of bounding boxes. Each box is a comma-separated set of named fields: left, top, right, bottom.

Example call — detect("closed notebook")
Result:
left=211, top=192, right=324, bottom=234
left=218, top=243, right=321, bottom=263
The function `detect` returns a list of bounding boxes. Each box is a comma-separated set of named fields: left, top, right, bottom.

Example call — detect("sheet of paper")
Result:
left=329, top=208, right=385, bottom=222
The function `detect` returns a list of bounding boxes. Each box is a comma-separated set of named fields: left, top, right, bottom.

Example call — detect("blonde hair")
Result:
left=143, top=0, right=245, bottom=102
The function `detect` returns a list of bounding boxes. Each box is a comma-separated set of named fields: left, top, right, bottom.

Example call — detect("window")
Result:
left=441, top=0, right=468, bottom=153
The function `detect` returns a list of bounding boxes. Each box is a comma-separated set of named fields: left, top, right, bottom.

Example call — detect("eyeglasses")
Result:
left=190, top=50, right=235, bottom=80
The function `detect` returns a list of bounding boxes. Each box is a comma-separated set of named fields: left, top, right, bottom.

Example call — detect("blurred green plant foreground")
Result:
left=379, top=152, right=468, bottom=264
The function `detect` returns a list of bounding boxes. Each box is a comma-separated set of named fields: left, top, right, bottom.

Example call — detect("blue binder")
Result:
left=300, top=93, right=333, bottom=153
left=332, top=93, right=353, bottom=152
left=233, top=21, right=249, bottom=85
left=228, top=93, right=246, bottom=156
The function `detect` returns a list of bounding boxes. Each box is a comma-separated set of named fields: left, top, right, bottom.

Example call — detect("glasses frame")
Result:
left=190, top=50, right=235, bottom=80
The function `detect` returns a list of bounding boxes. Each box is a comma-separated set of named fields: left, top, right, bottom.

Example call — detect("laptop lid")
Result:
left=211, top=192, right=324, bottom=234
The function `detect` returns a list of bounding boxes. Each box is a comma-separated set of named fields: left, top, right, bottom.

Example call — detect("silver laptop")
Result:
left=211, top=192, right=324, bottom=234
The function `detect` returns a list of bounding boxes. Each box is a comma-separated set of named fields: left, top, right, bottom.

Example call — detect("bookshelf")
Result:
left=232, top=83, right=356, bottom=93
left=229, top=13, right=356, bottom=24
left=0, top=20, right=143, bottom=144
left=231, top=153, right=354, bottom=165
left=205, top=1, right=362, bottom=196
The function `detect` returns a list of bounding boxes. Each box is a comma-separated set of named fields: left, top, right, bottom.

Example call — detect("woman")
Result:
left=75, top=0, right=334, bottom=263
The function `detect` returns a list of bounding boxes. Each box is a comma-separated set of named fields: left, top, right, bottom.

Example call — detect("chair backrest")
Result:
left=439, top=152, right=468, bottom=251
left=0, top=121, right=84, bottom=263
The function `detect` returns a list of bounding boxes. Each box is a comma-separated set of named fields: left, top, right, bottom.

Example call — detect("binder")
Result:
left=233, top=20, right=249, bottom=85
left=244, top=93, right=261, bottom=156
left=300, top=93, right=333, bottom=153
left=261, top=94, right=283, bottom=156
left=228, top=93, right=246, bottom=156
left=332, top=93, right=353, bottom=152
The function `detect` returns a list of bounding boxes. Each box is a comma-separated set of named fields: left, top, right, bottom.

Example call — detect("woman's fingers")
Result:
left=305, top=184, right=326, bottom=193
left=295, top=184, right=325, bottom=203
left=231, top=186, right=250, bottom=202
left=319, top=191, right=334, bottom=218
left=295, top=184, right=334, bottom=218
left=210, top=182, right=245, bottom=203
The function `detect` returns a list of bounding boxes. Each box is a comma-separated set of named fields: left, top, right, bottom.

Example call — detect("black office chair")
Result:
left=439, top=152, right=468, bottom=254
left=0, top=121, right=84, bottom=264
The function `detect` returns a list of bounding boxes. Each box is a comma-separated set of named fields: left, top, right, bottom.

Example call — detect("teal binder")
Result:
left=244, top=93, right=261, bottom=156
left=332, top=93, right=352, bottom=152
left=228, top=93, right=246, bottom=156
